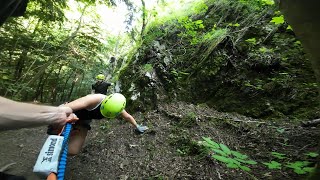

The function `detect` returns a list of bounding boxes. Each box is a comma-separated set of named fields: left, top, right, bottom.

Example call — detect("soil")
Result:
left=1, top=101, right=320, bottom=180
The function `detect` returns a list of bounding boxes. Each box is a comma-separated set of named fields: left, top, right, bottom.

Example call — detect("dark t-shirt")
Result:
left=92, top=81, right=111, bottom=95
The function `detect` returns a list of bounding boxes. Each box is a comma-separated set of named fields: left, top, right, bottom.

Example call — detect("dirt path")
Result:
left=1, top=102, right=320, bottom=180
left=0, top=127, right=47, bottom=179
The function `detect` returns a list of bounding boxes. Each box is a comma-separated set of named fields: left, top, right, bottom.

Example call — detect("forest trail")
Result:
left=1, top=102, right=320, bottom=179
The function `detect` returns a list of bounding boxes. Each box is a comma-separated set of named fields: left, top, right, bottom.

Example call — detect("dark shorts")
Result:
left=47, top=119, right=92, bottom=135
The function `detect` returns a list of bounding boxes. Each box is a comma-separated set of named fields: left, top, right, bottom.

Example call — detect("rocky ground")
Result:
left=1, top=101, right=320, bottom=180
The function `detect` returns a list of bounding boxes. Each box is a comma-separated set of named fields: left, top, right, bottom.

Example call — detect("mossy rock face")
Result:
left=119, top=41, right=175, bottom=112
left=118, top=0, right=319, bottom=122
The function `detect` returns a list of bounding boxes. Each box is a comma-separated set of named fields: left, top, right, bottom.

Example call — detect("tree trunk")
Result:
left=59, top=72, right=74, bottom=102
left=67, top=74, right=78, bottom=101
left=14, top=50, right=27, bottom=80
left=51, top=65, right=63, bottom=104
left=140, top=0, right=146, bottom=38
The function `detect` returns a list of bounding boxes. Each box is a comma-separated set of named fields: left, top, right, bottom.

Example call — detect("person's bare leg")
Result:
left=68, top=125, right=88, bottom=156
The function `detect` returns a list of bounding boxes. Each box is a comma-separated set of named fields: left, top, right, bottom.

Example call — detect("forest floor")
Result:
left=1, top=101, right=320, bottom=180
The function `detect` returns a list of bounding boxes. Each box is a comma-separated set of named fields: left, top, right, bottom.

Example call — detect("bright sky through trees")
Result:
left=64, top=0, right=197, bottom=36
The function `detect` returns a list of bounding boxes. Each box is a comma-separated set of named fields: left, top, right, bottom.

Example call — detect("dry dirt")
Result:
left=1, top=102, right=320, bottom=180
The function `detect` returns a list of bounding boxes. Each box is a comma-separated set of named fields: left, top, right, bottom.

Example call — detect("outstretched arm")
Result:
left=120, top=110, right=148, bottom=133
left=0, top=96, right=73, bottom=131
left=120, top=110, right=138, bottom=128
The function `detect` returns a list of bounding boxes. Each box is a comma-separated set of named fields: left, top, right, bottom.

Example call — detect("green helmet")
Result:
left=100, top=93, right=126, bottom=118
left=96, top=74, right=105, bottom=80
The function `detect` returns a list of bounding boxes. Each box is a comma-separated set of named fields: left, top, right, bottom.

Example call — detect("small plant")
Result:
left=286, top=25, right=293, bottom=31
left=305, top=152, right=319, bottom=158
left=260, top=0, right=274, bottom=5
left=179, top=112, right=197, bottom=127
left=178, top=16, right=205, bottom=45
left=245, top=38, right=257, bottom=45
left=262, top=151, right=317, bottom=175
left=285, top=161, right=315, bottom=174
left=263, top=161, right=282, bottom=170
left=270, top=15, right=285, bottom=25
left=143, top=64, right=153, bottom=73
left=199, top=137, right=257, bottom=171
left=228, top=23, right=240, bottom=27
left=271, top=152, right=287, bottom=160
left=259, top=47, right=273, bottom=53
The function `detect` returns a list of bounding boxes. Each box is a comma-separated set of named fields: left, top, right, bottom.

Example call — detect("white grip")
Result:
left=33, top=135, right=64, bottom=176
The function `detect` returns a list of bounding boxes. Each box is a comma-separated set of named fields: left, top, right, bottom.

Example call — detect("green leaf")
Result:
left=286, top=25, right=293, bottom=31
left=239, top=165, right=251, bottom=171
left=245, top=38, right=256, bottom=45
left=219, top=143, right=232, bottom=155
left=212, top=155, right=232, bottom=163
left=271, top=152, right=286, bottom=159
left=259, top=47, right=269, bottom=53
left=263, top=161, right=282, bottom=170
left=227, top=162, right=239, bottom=169
left=202, top=142, right=218, bottom=150
left=293, top=168, right=307, bottom=175
left=276, top=128, right=285, bottom=133
left=270, top=15, right=285, bottom=25
left=305, top=152, right=319, bottom=158
left=229, top=158, right=241, bottom=165
left=212, top=149, right=228, bottom=156
left=235, top=158, right=257, bottom=165
left=202, top=137, right=220, bottom=148
left=261, top=0, right=275, bottom=5
left=303, top=167, right=315, bottom=173
left=231, top=151, right=248, bottom=159
left=2, top=75, right=9, bottom=80
left=286, top=161, right=314, bottom=174
left=288, top=161, right=312, bottom=168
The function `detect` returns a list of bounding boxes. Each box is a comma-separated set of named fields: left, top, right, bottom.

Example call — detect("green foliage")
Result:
left=200, top=28, right=228, bottom=45
left=305, top=152, right=319, bottom=158
left=0, top=1, right=119, bottom=102
left=286, top=25, right=293, bottom=31
left=245, top=38, right=257, bottom=45
left=262, top=151, right=317, bottom=175
left=260, top=0, right=275, bottom=5
left=228, top=23, right=240, bottom=27
left=276, top=128, right=285, bottom=133
left=286, top=161, right=314, bottom=174
left=270, top=15, right=285, bottom=25
left=192, top=0, right=209, bottom=14
left=143, top=64, right=153, bottom=73
left=263, top=161, right=282, bottom=169
left=178, top=17, right=205, bottom=45
left=258, top=47, right=273, bottom=53
left=179, top=112, right=198, bottom=127
left=199, top=137, right=257, bottom=171
left=271, top=152, right=287, bottom=160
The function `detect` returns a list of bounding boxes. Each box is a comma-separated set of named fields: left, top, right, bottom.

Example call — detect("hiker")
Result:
left=91, top=74, right=112, bottom=95
left=47, top=93, right=148, bottom=155
left=0, top=96, right=77, bottom=131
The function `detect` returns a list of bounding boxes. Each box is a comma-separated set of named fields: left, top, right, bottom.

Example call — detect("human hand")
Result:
left=66, top=113, right=79, bottom=123
left=54, top=106, right=78, bottom=126
left=136, top=124, right=148, bottom=133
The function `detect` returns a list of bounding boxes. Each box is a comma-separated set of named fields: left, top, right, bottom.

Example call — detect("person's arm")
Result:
left=0, top=97, right=74, bottom=131
left=120, top=110, right=148, bottom=133
left=120, top=110, right=138, bottom=128
left=64, top=94, right=105, bottom=111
